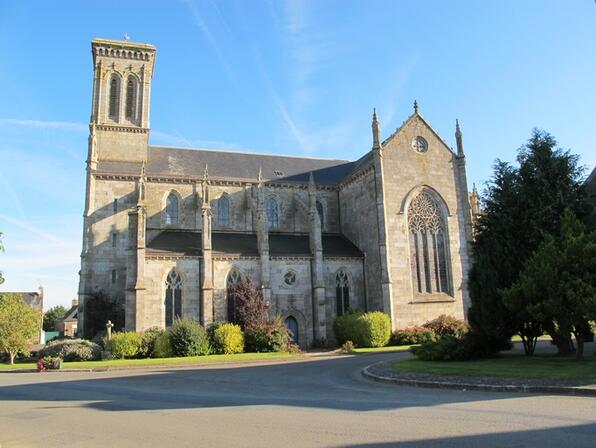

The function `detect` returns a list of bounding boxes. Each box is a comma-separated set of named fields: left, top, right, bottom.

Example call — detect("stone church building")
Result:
left=78, top=38, right=474, bottom=346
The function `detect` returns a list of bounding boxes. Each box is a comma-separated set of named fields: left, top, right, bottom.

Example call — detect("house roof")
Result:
left=146, top=231, right=363, bottom=258
left=2, top=291, right=43, bottom=312
left=59, top=304, right=78, bottom=322
left=96, top=146, right=356, bottom=186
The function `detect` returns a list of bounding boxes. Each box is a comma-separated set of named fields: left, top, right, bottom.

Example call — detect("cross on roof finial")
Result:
left=124, top=33, right=131, bottom=42
left=413, top=99, right=419, bottom=114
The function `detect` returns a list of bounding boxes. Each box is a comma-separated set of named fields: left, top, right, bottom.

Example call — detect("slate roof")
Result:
left=95, top=147, right=352, bottom=184
left=146, top=231, right=363, bottom=258
left=3, top=291, right=43, bottom=312
left=96, top=146, right=374, bottom=185
left=59, top=304, right=78, bottom=322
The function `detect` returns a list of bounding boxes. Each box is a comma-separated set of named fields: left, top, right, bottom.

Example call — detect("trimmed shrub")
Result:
left=333, top=310, right=392, bottom=348
left=333, top=310, right=366, bottom=346
left=422, top=314, right=469, bottom=338
left=170, top=318, right=210, bottom=357
left=212, top=323, right=244, bottom=355
left=107, top=332, right=142, bottom=359
left=38, top=338, right=101, bottom=362
left=245, top=316, right=290, bottom=353
left=360, top=311, right=391, bottom=347
left=391, top=327, right=437, bottom=346
left=139, top=327, right=165, bottom=358
left=411, top=333, right=507, bottom=361
left=153, top=332, right=174, bottom=358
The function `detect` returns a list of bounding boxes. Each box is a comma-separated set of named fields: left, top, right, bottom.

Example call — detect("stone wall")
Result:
left=380, top=114, right=468, bottom=327
left=143, top=257, right=201, bottom=330
left=338, top=169, right=383, bottom=310
left=323, top=258, right=365, bottom=342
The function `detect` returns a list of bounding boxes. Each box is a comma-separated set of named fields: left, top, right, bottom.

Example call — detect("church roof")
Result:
left=96, top=146, right=356, bottom=185
left=146, top=231, right=363, bottom=258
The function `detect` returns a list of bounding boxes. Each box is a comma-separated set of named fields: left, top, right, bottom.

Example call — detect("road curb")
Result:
left=361, top=360, right=596, bottom=397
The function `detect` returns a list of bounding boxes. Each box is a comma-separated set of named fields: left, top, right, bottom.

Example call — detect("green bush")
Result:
left=153, top=332, right=174, bottom=358
left=391, top=326, right=437, bottom=346
left=107, top=332, right=142, bottom=359
left=333, top=310, right=366, bottom=346
left=411, top=333, right=507, bottom=361
left=422, top=315, right=469, bottom=338
left=333, top=310, right=392, bottom=348
left=139, top=327, right=165, bottom=358
left=360, top=311, right=391, bottom=347
left=212, top=323, right=244, bottom=355
left=38, top=338, right=101, bottom=361
left=245, top=316, right=290, bottom=353
left=170, top=318, right=210, bottom=357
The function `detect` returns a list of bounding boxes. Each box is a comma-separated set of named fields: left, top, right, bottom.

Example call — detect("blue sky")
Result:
left=0, top=0, right=594, bottom=310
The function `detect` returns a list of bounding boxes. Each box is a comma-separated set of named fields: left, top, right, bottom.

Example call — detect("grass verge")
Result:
left=391, top=354, right=596, bottom=380
left=0, top=352, right=301, bottom=371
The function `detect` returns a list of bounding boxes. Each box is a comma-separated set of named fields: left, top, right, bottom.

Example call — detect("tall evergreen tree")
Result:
left=468, top=129, right=588, bottom=355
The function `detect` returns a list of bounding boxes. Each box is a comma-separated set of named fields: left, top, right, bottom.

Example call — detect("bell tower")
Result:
left=88, top=38, right=156, bottom=164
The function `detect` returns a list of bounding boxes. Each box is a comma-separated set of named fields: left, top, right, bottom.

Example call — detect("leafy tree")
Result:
left=43, top=305, right=68, bottom=332
left=0, top=231, right=5, bottom=285
left=502, top=209, right=596, bottom=359
left=468, top=130, right=588, bottom=355
left=83, top=290, right=124, bottom=339
left=0, top=293, right=42, bottom=364
left=229, top=280, right=270, bottom=331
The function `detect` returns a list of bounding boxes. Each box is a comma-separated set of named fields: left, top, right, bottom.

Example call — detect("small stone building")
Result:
left=78, top=39, right=474, bottom=347
left=55, top=299, right=79, bottom=337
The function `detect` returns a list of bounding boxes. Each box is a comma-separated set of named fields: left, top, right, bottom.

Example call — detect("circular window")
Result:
left=412, top=136, right=428, bottom=153
left=284, top=271, right=296, bottom=286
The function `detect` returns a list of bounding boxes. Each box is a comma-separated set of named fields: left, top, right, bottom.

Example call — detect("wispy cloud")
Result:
left=0, top=118, right=87, bottom=132
left=183, top=0, right=241, bottom=91
left=151, top=129, right=248, bottom=151
left=0, top=214, right=69, bottom=245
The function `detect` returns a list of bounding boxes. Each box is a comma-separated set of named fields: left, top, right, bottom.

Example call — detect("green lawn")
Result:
left=353, top=345, right=413, bottom=354
left=391, top=354, right=596, bottom=380
left=510, top=335, right=552, bottom=342
left=0, top=352, right=301, bottom=371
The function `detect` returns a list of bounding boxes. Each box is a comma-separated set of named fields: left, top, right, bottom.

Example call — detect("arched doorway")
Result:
left=284, top=316, right=299, bottom=344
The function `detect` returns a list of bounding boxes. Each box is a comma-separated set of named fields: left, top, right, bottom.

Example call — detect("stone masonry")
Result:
left=78, top=39, right=473, bottom=347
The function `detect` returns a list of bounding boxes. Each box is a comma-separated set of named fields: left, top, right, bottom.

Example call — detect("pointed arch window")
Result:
left=266, top=198, right=279, bottom=229
left=165, top=193, right=179, bottom=225
left=108, top=75, right=121, bottom=120
left=408, top=191, right=451, bottom=295
left=218, top=195, right=230, bottom=226
left=316, top=201, right=324, bottom=230
left=336, top=269, right=350, bottom=316
left=226, top=270, right=243, bottom=323
left=165, top=270, right=182, bottom=327
left=125, top=76, right=137, bottom=121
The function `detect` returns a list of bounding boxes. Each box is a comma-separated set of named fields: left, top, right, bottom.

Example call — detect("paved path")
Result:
left=0, top=352, right=595, bottom=447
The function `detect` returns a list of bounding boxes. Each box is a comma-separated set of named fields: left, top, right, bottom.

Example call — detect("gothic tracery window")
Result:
left=266, top=198, right=279, bottom=229
left=336, top=269, right=350, bottom=316
left=125, top=76, right=137, bottom=121
left=408, top=191, right=451, bottom=295
left=218, top=195, right=230, bottom=226
left=109, top=75, right=120, bottom=120
left=226, top=269, right=243, bottom=323
left=165, top=193, right=179, bottom=225
left=165, top=269, right=182, bottom=327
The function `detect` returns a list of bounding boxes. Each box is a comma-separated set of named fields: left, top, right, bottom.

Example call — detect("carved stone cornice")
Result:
left=95, top=124, right=149, bottom=134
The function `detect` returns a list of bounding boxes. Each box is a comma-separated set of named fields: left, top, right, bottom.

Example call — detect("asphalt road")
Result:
left=0, top=352, right=595, bottom=447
